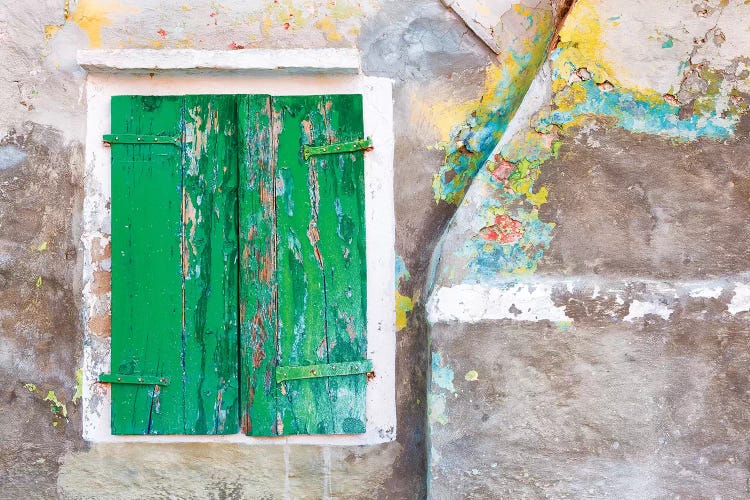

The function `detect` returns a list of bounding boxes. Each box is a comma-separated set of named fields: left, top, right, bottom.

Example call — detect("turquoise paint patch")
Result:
left=539, top=79, right=736, bottom=141
left=662, top=37, right=674, bottom=48
left=432, top=10, right=555, bottom=205
left=395, top=255, right=410, bottom=288
left=428, top=393, right=448, bottom=425
left=431, top=353, right=455, bottom=393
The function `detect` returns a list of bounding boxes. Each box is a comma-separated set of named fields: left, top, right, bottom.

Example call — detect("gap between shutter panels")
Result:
left=107, top=94, right=369, bottom=436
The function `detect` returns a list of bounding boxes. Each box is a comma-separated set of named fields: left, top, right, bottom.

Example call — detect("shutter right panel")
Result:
left=271, top=94, right=368, bottom=435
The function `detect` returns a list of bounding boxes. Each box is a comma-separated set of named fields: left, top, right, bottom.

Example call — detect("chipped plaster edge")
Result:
left=442, top=0, right=521, bottom=54
left=77, top=49, right=361, bottom=74
left=426, top=276, right=750, bottom=324
left=81, top=70, right=395, bottom=445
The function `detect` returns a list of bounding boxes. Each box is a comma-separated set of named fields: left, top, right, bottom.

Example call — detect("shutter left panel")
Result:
left=110, top=95, right=185, bottom=434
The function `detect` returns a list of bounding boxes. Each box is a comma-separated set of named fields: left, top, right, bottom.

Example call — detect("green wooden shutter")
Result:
left=241, top=94, right=369, bottom=436
left=108, top=95, right=240, bottom=435
left=109, top=93, right=369, bottom=436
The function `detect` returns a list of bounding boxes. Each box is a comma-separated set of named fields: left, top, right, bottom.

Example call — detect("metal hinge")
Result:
left=303, top=137, right=372, bottom=161
left=102, top=134, right=180, bottom=146
left=98, top=373, right=170, bottom=386
left=275, top=359, right=373, bottom=383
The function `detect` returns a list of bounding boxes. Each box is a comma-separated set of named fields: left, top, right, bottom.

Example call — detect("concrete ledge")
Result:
left=77, top=49, right=361, bottom=74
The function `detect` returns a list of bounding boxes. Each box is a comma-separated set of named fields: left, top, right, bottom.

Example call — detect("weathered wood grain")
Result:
left=238, top=94, right=279, bottom=436
left=271, top=94, right=368, bottom=435
left=182, top=95, right=240, bottom=434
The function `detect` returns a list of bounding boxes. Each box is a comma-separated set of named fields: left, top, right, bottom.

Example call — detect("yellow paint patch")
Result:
left=395, top=291, right=414, bottom=332
left=554, top=0, right=614, bottom=90
left=314, top=16, right=343, bottom=42
left=412, top=63, right=507, bottom=143
left=44, top=24, right=62, bottom=40
left=464, top=370, right=479, bottom=381
left=69, top=0, right=140, bottom=48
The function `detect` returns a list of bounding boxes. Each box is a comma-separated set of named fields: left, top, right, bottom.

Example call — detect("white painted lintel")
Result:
left=77, top=48, right=361, bottom=74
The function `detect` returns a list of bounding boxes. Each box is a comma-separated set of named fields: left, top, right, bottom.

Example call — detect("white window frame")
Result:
left=79, top=49, right=396, bottom=445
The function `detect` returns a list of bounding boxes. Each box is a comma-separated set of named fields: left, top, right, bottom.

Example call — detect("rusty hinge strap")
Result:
left=275, top=359, right=373, bottom=383
left=98, top=373, right=170, bottom=386
left=102, top=134, right=180, bottom=146
left=303, top=137, right=372, bottom=161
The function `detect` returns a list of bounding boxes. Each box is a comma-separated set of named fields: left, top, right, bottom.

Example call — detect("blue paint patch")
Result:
left=395, top=255, right=410, bottom=288
left=432, top=10, right=555, bottom=205
left=458, top=168, right=556, bottom=281
left=539, top=79, right=737, bottom=141
left=431, top=352, right=455, bottom=393
left=662, top=37, right=674, bottom=49
left=0, top=145, right=27, bottom=170
left=428, top=392, right=448, bottom=425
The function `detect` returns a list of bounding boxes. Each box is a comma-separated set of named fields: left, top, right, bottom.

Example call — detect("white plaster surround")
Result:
left=78, top=49, right=361, bottom=74
left=79, top=49, right=396, bottom=445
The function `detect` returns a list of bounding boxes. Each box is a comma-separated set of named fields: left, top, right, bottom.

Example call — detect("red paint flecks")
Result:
left=157, top=29, right=167, bottom=38
left=479, top=214, right=524, bottom=244
left=283, top=22, right=290, bottom=30
left=228, top=42, right=245, bottom=50
left=489, top=157, right=515, bottom=183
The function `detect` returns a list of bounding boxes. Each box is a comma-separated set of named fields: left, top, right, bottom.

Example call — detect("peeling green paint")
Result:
left=72, top=369, right=83, bottom=405
left=44, top=390, right=68, bottom=419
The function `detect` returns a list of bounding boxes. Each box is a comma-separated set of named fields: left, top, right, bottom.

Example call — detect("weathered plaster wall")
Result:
left=0, top=0, right=499, bottom=498
left=6, top=0, right=748, bottom=497
left=428, top=0, right=750, bottom=496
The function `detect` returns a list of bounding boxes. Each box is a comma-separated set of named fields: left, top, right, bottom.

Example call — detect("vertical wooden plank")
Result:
left=313, top=94, right=368, bottom=434
left=271, top=94, right=368, bottom=435
left=238, top=95, right=279, bottom=436
left=110, top=95, right=185, bottom=434
left=182, top=95, right=240, bottom=434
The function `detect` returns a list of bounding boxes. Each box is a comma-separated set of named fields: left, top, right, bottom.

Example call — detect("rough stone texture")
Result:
left=0, top=0, right=499, bottom=497
left=0, top=124, right=85, bottom=497
left=58, top=443, right=402, bottom=499
left=429, top=317, right=750, bottom=499
left=538, top=122, right=750, bottom=279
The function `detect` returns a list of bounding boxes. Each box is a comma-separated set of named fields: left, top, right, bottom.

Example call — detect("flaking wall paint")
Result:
left=427, top=0, right=750, bottom=496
